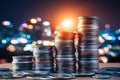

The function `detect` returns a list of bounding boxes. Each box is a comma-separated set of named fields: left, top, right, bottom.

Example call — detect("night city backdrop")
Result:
left=0, top=0, right=120, bottom=63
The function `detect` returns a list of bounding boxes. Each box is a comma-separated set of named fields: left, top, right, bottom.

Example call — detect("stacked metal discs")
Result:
left=12, top=56, right=33, bottom=71
left=77, top=16, right=99, bottom=74
left=55, top=31, right=76, bottom=73
left=33, top=45, right=54, bottom=73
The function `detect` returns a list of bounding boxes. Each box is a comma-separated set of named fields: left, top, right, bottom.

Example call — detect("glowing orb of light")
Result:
left=62, top=19, right=73, bottom=27
left=30, top=18, right=37, bottom=24
left=2, top=21, right=11, bottom=26
left=43, top=21, right=50, bottom=26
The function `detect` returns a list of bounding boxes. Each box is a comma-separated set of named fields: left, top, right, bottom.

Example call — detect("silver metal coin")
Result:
left=92, top=73, right=111, bottom=79
left=49, top=73, right=74, bottom=79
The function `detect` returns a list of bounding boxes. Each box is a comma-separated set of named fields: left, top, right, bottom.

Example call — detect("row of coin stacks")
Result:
left=12, top=16, right=99, bottom=76
left=12, top=41, right=54, bottom=72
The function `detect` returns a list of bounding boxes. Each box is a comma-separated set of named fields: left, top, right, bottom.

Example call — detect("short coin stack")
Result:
left=12, top=56, right=33, bottom=71
left=55, top=31, right=76, bottom=73
left=33, top=45, right=54, bottom=73
left=77, top=16, right=99, bottom=74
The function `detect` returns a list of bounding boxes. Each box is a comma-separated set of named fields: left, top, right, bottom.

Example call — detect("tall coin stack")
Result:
left=33, top=44, right=54, bottom=73
left=12, top=56, right=33, bottom=71
left=55, top=31, right=76, bottom=73
left=77, top=16, right=99, bottom=75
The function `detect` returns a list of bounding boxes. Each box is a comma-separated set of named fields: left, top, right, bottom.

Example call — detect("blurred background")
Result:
left=0, top=0, right=120, bottom=63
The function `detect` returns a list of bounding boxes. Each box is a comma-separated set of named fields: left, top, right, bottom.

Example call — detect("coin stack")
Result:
left=77, top=16, right=99, bottom=74
left=55, top=31, right=76, bottom=73
left=12, top=56, right=33, bottom=71
left=33, top=45, right=54, bottom=73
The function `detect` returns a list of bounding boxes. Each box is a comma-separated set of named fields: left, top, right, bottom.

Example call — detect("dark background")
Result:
left=0, top=0, right=120, bottom=30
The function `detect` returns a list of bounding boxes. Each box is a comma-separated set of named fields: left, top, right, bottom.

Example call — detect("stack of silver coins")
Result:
left=33, top=45, right=54, bottom=73
left=55, top=31, right=76, bottom=73
left=77, top=16, right=99, bottom=74
left=12, top=56, right=33, bottom=71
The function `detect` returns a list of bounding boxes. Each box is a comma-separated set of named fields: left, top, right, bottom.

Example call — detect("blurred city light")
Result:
left=26, top=34, right=31, bottom=39
left=2, top=21, right=11, bottom=26
left=99, top=56, right=108, bottom=63
left=20, top=23, right=28, bottom=28
left=50, top=41, right=55, bottom=46
left=99, top=36, right=105, bottom=43
left=30, top=18, right=37, bottom=24
left=107, top=44, right=112, bottom=49
left=115, top=29, right=120, bottom=34
left=43, top=21, right=50, bottom=26
left=6, top=44, right=16, bottom=52
left=99, top=49, right=104, bottom=55
left=37, top=40, right=42, bottom=44
left=44, top=28, right=51, bottom=37
left=118, top=36, right=120, bottom=40
left=103, top=47, right=109, bottom=53
left=27, top=25, right=33, bottom=29
left=1, top=17, right=120, bottom=63
left=11, top=39, right=19, bottom=44
left=32, top=41, right=37, bottom=45
left=109, top=51, right=117, bottom=57
left=62, top=19, right=73, bottom=27
left=1, top=39, right=7, bottom=44
left=19, top=38, right=28, bottom=44
left=23, top=44, right=34, bottom=52
left=36, top=17, right=42, bottom=22
left=42, top=40, right=51, bottom=46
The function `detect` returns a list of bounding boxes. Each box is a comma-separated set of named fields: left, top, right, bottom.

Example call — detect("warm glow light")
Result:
left=99, top=56, right=108, bottom=63
left=0, top=59, right=6, bottom=63
left=7, top=44, right=16, bottom=52
left=99, top=49, right=104, bottom=55
left=32, top=41, right=37, bottom=45
left=50, top=41, right=55, bottom=46
left=42, top=40, right=54, bottom=46
left=62, top=19, right=73, bottom=27
left=27, top=25, right=33, bottom=29
left=30, top=18, right=37, bottom=24
left=42, top=40, right=51, bottom=46
left=99, top=36, right=105, bottom=43
left=103, top=47, right=109, bottom=53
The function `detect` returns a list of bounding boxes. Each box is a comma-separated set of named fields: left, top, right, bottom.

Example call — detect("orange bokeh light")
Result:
left=7, top=44, right=16, bottom=52
left=30, top=18, right=37, bottom=24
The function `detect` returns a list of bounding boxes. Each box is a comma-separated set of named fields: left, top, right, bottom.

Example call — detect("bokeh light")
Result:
left=6, top=44, right=16, bottom=52
left=43, top=21, right=50, bottom=26
left=27, top=25, right=33, bottom=29
left=99, top=56, right=108, bottom=63
left=42, top=40, right=51, bottom=46
left=23, top=44, right=34, bottom=52
left=2, top=21, right=11, bottom=26
left=1, top=39, right=7, bottom=44
left=62, top=19, right=73, bottom=27
left=36, top=17, right=42, bottom=22
left=30, top=18, right=37, bottom=24
left=20, top=23, right=28, bottom=28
